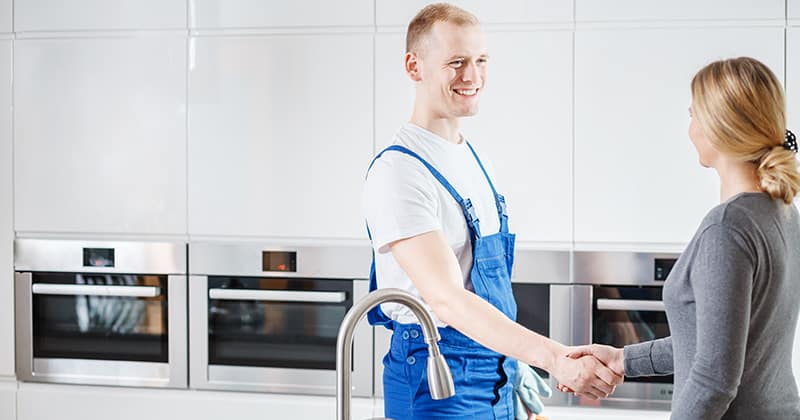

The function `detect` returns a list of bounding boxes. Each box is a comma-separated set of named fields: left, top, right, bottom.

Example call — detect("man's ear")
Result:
left=405, top=52, right=422, bottom=82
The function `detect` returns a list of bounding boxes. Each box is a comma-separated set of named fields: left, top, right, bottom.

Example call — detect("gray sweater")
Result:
left=624, top=192, right=800, bottom=420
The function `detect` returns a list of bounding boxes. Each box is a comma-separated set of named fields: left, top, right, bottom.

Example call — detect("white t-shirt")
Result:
left=362, top=123, right=503, bottom=326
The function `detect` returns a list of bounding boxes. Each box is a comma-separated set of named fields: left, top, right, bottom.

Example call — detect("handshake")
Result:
left=514, top=344, right=624, bottom=420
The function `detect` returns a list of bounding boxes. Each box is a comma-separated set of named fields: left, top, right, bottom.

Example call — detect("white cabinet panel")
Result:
left=375, top=32, right=572, bottom=244
left=576, top=0, right=783, bottom=22
left=188, top=35, right=373, bottom=239
left=376, top=0, right=572, bottom=26
left=15, top=0, right=186, bottom=32
left=14, top=37, right=187, bottom=235
left=0, top=40, right=11, bottom=378
left=574, top=27, right=784, bottom=245
left=790, top=29, right=800, bottom=145
left=18, top=384, right=374, bottom=420
left=0, top=0, right=10, bottom=33
left=790, top=0, right=800, bottom=20
left=0, top=380, right=15, bottom=420
left=190, top=0, right=373, bottom=29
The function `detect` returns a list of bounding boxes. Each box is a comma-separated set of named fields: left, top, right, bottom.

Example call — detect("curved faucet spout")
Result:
left=336, top=288, right=455, bottom=420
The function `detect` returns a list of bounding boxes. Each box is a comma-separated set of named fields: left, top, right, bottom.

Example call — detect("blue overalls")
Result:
left=366, top=143, right=518, bottom=420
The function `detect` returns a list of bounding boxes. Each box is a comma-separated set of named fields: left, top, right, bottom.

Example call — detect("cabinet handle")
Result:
left=32, top=283, right=160, bottom=298
left=596, top=298, right=665, bottom=312
left=208, top=288, right=346, bottom=303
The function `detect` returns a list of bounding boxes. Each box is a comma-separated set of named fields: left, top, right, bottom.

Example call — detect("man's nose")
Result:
left=461, top=62, right=480, bottom=84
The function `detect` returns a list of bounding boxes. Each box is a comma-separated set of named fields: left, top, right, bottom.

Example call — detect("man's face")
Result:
left=409, top=21, right=488, bottom=119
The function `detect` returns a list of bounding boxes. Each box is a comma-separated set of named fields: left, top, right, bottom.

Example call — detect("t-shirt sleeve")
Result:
left=362, top=156, right=441, bottom=254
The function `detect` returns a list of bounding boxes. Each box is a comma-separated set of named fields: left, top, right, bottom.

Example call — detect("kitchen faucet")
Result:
left=336, top=288, right=455, bottom=420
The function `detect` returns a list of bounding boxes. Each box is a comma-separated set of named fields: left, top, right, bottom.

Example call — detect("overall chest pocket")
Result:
left=473, top=255, right=517, bottom=320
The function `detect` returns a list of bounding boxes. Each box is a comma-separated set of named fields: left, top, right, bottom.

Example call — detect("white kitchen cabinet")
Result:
left=188, top=35, right=373, bottom=239
left=0, top=40, right=11, bottom=379
left=17, top=383, right=374, bottom=420
left=791, top=0, right=800, bottom=20
left=375, top=0, right=572, bottom=27
left=14, top=37, right=187, bottom=235
left=190, top=0, right=373, bottom=29
left=574, top=27, right=784, bottom=247
left=15, top=0, right=186, bottom=32
left=790, top=29, right=800, bottom=146
left=374, top=31, right=573, bottom=246
left=0, top=0, right=10, bottom=33
left=576, top=0, right=783, bottom=22
left=0, top=380, right=15, bottom=420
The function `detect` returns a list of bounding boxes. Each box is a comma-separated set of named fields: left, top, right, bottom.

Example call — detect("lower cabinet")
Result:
left=17, top=383, right=375, bottom=420
left=0, top=380, right=15, bottom=420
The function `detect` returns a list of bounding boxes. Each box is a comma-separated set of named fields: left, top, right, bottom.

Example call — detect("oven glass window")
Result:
left=512, top=283, right=550, bottom=379
left=32, top=272, right=168, bottom=362
left=208, top=277, right=353, bottom=370
left=593, top=286, right=672, bottom=383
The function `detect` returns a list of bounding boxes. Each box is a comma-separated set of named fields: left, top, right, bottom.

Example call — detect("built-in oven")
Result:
left=571, top=251, right=679, bottom=410
left=14, top=239, right=187, bottom=388
left=188, top=242, right=372, bottom=396
left=373, top=249, right=573, bottom=406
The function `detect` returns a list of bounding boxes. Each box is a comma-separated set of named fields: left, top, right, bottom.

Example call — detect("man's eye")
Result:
left=477, top=58, right=488, bottom=64
left=449, top=60, right=463, bottom=68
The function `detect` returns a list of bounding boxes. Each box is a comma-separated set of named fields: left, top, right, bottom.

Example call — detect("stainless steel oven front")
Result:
left=189, top=242, right=372, bottom=396
left=571, top=251, right=679, bottom=410
left=14, top=239, right=187, bottom=388
left=373, top=249, right=574, bottom=406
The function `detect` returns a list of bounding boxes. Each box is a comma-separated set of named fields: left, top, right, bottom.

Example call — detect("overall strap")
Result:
left=465, top=141, right=509, bottom=233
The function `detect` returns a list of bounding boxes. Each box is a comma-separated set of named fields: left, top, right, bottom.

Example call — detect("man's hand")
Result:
left=550, top=350, right=622, bottom=400
left=556, top=345, right=625, bottom=397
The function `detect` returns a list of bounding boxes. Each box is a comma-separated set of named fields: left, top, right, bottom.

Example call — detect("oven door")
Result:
left=15, top=272, right=187, bottom=387
left=189, top=276, right=371, bottom=396
left=573, top=285, right=673, bottom=408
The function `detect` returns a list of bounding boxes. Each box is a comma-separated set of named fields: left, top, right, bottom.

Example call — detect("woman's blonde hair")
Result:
left=691, top=57, right=800, bottom=203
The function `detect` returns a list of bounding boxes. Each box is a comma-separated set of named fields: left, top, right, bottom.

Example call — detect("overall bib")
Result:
left=366, top=143, right=518, bottom=420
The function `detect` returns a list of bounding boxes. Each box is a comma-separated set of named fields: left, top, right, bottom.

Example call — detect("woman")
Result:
left=565, top=57, right=800, bottom=419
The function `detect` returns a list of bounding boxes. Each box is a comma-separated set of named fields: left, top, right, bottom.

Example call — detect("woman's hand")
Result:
left=557, top=344, right=625, bottom=396
left=550, top=349, right=622, bottom=399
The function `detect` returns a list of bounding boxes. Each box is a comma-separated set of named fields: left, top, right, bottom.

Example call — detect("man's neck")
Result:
left=409, top=110, right=462, bottom=144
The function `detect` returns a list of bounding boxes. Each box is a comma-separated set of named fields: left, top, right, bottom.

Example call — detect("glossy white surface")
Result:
left=0, top=0, right=10, bottom=33
left=575, top=0, right=783, bottom=22
left=16, top=383, right=374, bottom=420
left=790, top=0, right=800, bottom=20
left=14, top=37, right=187, bottom=235
left=0, top=380, right=15, bottom=420
left=790, top=29, right=799, bottom=149
left=375, top=0, right=573, bottom=26
left=374, top=31, right=573, bottom=245
left=15, top=0, right=186, bottom=32
left=190, top=0, right=373, bottom=29
left=188, top=35, right=373, bottom=239
left=0, top=40, right=11, bottom=378
left=574, top=27, right=784, bottom=246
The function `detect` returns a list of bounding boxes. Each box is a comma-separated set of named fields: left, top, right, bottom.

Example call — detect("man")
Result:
left=363, top=4, right=621, bottom=419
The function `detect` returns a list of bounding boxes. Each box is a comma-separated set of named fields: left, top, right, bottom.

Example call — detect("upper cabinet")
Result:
left=374, top=31, right=573, bottom=245
left=0, top=40, right=11, bottom=377
left=190, top=0, right=373, bottom=29
left=790, top=0, right=800, bottom=20
left=574, top=27, right=784, bottom=246
left=375, top=0, right=573, bottom=26
left=188, top=34, right=373, bottom=239
left=14, top=0, right=186, bottom=32
left=14, top=36, right=187, bottom=235
left=576, top=0, right=784, bottom=22
left=0, top=0, right=9, bottom=33
left=790, top=28, right=800, bottom=209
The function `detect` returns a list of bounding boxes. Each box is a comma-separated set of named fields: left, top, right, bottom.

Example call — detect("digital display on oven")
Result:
left=262, top=251, right=297, bottom=272
left=83, top=247, right=115, bottom=267
left=654, top=258, right=677, bottom=281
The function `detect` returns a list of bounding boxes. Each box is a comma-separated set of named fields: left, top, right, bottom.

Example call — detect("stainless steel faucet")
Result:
left=336, top=288, right=455, bottom=420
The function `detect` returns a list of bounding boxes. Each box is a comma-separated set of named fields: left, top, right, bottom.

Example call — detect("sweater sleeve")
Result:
left=669, top=224, right=754, bottom=420
left=623, top=336, right=674, bottom=377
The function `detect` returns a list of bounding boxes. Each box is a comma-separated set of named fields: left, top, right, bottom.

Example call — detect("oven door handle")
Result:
left=596, top=298, right=665, bottom=312
left=31, top=283, right=161, bottom=298
left=208, top=288, right=346, bottom=303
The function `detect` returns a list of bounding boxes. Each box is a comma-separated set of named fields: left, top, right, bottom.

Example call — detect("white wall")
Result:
left=0, top=38, right=11, bottom=380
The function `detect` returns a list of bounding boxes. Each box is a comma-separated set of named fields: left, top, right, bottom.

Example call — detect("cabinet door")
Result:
left=375, top=31, right=573, bottom=245
left=0, top=0, right=9, bottom=33
left=0, top=380, right=15, bottom=419
left=574, top=27, right=784, bottom=246
left=0, top=40, right=10, bottom=378
left=575, top=0, right=783, bottom=22
left=14, top=37, right=187, bottom=235
left=790, top=0, right=800, bottom=20
left=190, top=0, right=373, bottom=29
left=376, top=0, right=572, bottom=26
left=790, top=27, right=800, bottom=208
left=188, top=35, right=373, bottom=239
left=15, top=0, right=186, bottom=31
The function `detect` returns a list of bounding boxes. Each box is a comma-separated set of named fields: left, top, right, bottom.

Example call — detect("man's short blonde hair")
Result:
left=406, top=3, right=480, bottom=54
